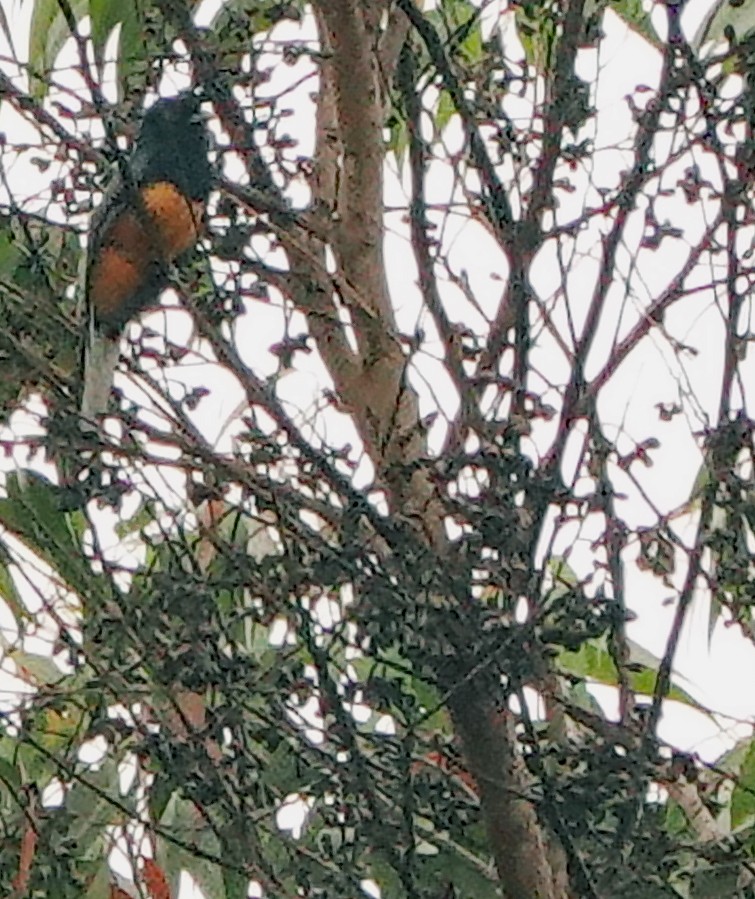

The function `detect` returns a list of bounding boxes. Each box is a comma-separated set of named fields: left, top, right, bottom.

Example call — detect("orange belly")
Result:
left=88, top=182, right=204, bottom=324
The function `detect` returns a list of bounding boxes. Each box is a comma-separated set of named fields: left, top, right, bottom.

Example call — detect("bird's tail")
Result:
left=80, top=322, right=120, bottom=429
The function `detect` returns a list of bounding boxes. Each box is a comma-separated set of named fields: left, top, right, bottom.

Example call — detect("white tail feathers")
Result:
left=80, top=324, right=121, bottom=430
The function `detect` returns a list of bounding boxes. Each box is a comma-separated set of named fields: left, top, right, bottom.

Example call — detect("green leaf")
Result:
left=84, top=863, right=112, bottom=899
left=79, top=0, right=149, bottom=101
left=0, top=2, right=16, bottom=60
left=417, top=838, right=499, bottom=898
left=0, top=470, right=104, bottom=602
left=693, top=0, right=755, bottom=52
left=66, top=760, right=130, bottom=845
left=442, top=0, right=483, bottom=63
left=209, top=0, right=304, bottom=38
left=664, top=797, right=689, bottom=838
left=0, top=754, right=21, bottom=791
left=260, top=739, right=308, bottom=795
left=114, top=497, right=154, bottom=539
left=606, top=0, right=661, bottom=48
left=387, top=113, right=409, bottom=169
left=12, top=697, right=87, bottom=782
left=223, top=868, right=250, bottom=899
left=566, top=678, right=604, bottom=717
left=0, top=214, right=80, bottom=420
left=559, top=637, right=707, bottom=712
left=731, top=740, right=755, bottom=830
left=7, top=648, right=65, bottom=686
left=158, top=793, right=225, bottom=899
left=114, top=3, right=148, bottom=103
left=435, top=90, right=457, bottom=133
left=366, top=854, right=406, bottom=898
left=545, top=555, right=580, bottom=600
left=147, top=774, right=176, bottom=825
left=714, top=736, right=752, bottom=774
left=27, top=0, right=89, bottom=100
left=350, top=649, right=450, bottom=733
left=89, top=0, right=128, bottom=71
left=513, top=2, right=558, bottom=72
left=691, top=863, right=741, bottom=898
left=0, top=543, right=29, bottom=626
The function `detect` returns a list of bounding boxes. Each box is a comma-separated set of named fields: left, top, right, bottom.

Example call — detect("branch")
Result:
left=397, top=44, right=469, bottom=413
left=313, top=0, right=391, bottom=328
left=448, top=698, right=570, bottom=899
left=309, top=1, right=437, bottom=521
left=526, top=0, right=586, bottom=228
left=377, top=5, right=411, bottom=94
left=0, top=71, right=101, bottom=164
left=585, top=213, right=723, bottom=402
left=542, top=42, right=679, bottom=479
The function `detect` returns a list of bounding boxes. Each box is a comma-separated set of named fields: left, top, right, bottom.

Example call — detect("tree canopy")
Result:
left=2, top=1, right=755, bottom=897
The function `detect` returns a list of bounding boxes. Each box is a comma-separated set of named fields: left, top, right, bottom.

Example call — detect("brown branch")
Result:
left=585, top=212, right=723, bottom=402
left=0, top=71, right=102, bottom=164
left=312, top=16, right=565, bottom=889
left=313, top=0, right=390, bottom=324
left=154, top=0, right=420, bottom=516
left=398, top=44, right=469, bottom=411
left=526, top=0, right=586, bottom=229
left=293, top=7, right=365, bottom=399
left=311, top=0, right=413, bottom=471
left=220, top=175, right=393, bottom=408
left=449, top=698, right=570, bottom=899
left=541, top=42, right=678, bottom=480
left=309, top=0, right=436, bottom=528
left=10, top=791, right=39, bottom=899
left=395, top=0, right=513, bottom=240
left=377, top=5, right=411, bottom=97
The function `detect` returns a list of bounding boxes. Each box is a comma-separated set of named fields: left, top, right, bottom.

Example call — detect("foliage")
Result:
left=2, top=0, right=755, bottom=897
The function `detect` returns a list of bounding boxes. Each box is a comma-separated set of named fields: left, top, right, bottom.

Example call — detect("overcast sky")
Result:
left=1, top=0, right=755, bottom=894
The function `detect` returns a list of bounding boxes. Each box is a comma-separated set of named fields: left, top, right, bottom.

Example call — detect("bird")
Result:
left=80, top=91, right=212, bottom=424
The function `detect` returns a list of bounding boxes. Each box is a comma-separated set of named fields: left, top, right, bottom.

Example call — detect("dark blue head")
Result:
left=131, top=92, right=212, bottom=201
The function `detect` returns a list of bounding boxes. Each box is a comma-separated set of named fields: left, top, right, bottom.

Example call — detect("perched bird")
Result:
left=80, top=91, right=212, bottom=423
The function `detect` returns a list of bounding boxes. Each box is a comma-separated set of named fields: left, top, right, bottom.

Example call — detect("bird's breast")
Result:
left=87, top=182, right=205, bottom=329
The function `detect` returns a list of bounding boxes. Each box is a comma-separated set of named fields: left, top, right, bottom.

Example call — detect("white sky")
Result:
left=2, top=0, right=755, bottom=895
